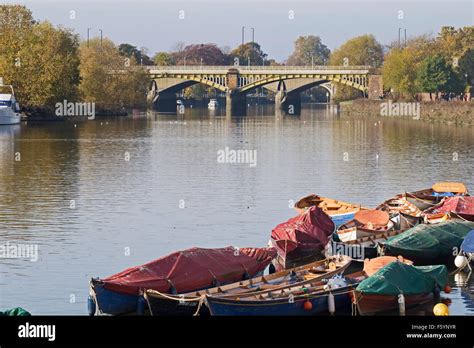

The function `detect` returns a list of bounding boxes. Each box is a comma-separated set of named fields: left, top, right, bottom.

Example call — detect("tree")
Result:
left=153, top=52, right=174, bottom=66
left=0, top=5, right=80, bottom=110
left=173, top=43, right=229, bottom=65
left=79, top=38, right=147, bottom=109
left=286, top=35, right=330, bottom=66
left=329, top=34, right=384, bottom=101
left=458, top=48, right=474, bottom=86
left=230, top=42, right=268, bottom=66
left=118, top=43, right=153, bottom=65
left=416, top=54, right=457, bottom=99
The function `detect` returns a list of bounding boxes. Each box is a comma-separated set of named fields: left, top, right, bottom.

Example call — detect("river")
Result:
left=0, top=104, right=473, bottom=315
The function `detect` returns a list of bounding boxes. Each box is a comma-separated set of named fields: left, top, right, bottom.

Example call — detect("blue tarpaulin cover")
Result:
left=461, top=230, right=474, bottom=253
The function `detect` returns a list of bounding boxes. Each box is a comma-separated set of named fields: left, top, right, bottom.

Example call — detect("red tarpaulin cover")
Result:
left=425, top=196, right=474, bottom=221
left=100, top=247, right=276, bottom=295
left=271, top=206, right=335, bottom=257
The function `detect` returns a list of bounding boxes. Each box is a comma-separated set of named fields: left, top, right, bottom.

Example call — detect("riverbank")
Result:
left=339, top=99, right=474, bottom=126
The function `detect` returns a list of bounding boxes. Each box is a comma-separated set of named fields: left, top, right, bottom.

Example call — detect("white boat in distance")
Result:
left=0, top=82, right=21, bottom=125
left=208, top=99, right=218, bottom=109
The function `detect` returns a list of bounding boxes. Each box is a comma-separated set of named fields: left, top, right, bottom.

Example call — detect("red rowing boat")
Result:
left=89, top=246, right=276, bottom=315
left=424, top=196, right=474, bottom=222
left=270, top=206, right=335, bottom=269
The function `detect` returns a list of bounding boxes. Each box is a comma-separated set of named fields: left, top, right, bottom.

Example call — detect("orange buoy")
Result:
left=444, top=285, right=452, bottom=294
left=303, top=300, right=313, bottom=311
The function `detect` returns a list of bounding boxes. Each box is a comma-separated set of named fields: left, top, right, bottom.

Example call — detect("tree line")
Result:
left=0, top=4, right=472, bottom=113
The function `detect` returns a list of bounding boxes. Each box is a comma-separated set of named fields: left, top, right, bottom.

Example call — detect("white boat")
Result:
left=208, top=99, right=218, bottom=109
left=0, top=83, right=21, bottom=125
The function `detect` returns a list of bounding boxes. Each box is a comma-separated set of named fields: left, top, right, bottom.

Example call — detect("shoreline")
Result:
left=339, top=99, right=474, bottom=126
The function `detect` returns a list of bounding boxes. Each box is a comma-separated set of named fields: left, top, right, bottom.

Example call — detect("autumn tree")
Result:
left=286, top=35, right=330, bottom=66
left=79, top=38, right=148, bottom=110
left=230, top=42, right=268, bottom=66
left=0, top=5, right=80, bottom=110
left=172, top=43, right=229, bottom=65
left=329, top=34, right=384, bottom=101
left=153, top=52, right=174, bottom=65
left=119, top=43, right=153, bottom=65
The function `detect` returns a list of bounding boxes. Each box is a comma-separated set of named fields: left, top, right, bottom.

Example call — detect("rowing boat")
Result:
left=88, top=246, right=275, bottom=315
left=353, top=261, right=448, bottom=315
left=144, top=255, right=352, bottom=316
left=330, top=229, right=404, bottom=260
left=405, top=182, right=468, bottom=211
left=376, top=195, right=422, bottom=231
left=205, top=269, right=362, bottom=316
left=294, top=194, right=366, bottom=227
left=270, top=206, right=335, bottom=269
left=336, top=210, right=394, bottom=242
left=381, top=220, right=474, bottom=264
left=423, top=196, right=474, bottom=223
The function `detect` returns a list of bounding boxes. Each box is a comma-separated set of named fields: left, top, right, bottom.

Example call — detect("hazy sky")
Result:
left=6, top=0, right=474, bottom=61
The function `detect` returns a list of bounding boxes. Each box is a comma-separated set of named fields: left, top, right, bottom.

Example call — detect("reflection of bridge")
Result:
left=146, top=66, right=383, bottom=113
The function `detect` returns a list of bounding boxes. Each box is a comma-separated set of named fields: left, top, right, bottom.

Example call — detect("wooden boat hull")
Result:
left=145, top=255, right=352, bottom=316
left=353, top=291, right=435, bottom=315
left=206, top=287, right=354, bottom=316
left=89, top=280, right=142, bottom=316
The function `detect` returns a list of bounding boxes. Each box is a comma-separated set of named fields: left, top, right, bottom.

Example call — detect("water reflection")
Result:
left=0, top=105, right=473, bottom=314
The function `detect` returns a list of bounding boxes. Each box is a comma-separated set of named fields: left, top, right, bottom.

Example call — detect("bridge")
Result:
left=146, top=66, right=383, bottom=113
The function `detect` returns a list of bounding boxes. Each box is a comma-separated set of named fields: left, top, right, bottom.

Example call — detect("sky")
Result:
left=6, top=0, right=474, bottom=61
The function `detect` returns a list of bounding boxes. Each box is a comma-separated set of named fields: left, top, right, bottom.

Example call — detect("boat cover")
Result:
left=461, top=230, right=474, bottom=253
left=355, top=210, right=389, bottom=227
left=363, top=256, right=412, bottom=276
left=384, top=221, right=474, bottom=258
left=271, top=206, right=335, bottom=253
left=100, top=247, right=276, bottom=295
left=356, top=261, right=447, bottom=295
left=424, top=196, right=474, bottom=217
left=0, top=307, right=31, bottom=316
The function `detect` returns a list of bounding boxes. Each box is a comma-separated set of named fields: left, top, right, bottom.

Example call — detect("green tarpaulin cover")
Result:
left=0, top=307, right=31, bottom=316
left=356, top=261, right=447, bottom=295
left=384, top=221, right=474, bottom=259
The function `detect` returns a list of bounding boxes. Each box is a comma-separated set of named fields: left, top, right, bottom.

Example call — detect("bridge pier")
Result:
left=275, top=91, right=301, bottom=115
left=226, top=90, right=246, bottom=116
left=368, top=75, right=383, bottom=99
left=154, top=92, right=177, bottom=112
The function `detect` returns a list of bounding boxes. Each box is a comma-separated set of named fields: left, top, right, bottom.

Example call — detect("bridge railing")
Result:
left=146, top=65, right=373, bottom=71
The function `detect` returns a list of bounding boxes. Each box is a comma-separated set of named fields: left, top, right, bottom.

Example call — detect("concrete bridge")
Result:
left=146, top=66, right=383, bottom=113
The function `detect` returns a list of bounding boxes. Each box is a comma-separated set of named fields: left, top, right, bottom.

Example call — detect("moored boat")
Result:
left=376, top=195, right=422, bottom=231
left=294, top=194, right=366, bottom=227
left=205, top=269, right=362, bottom=316
left=0, top=82, right=21, bottom=125
left=405, top=182, right=468, bottom=211
left=144, top=254, right=352, bottom=316
left=336, top=210, right=394, bottom=242
left=88, top=246, right=276, bottom=315
left=454, top=229, right=474, bottom=271
left=353, top=261, right=448, bottom=315
left=423, top=196, right=474, bottom=223
left=270, top=206, right=335, bottom=269
left=380, top=220, right=474, bottom=264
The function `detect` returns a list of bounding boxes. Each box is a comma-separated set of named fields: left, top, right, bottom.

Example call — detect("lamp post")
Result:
left=241, top=26, right=245, bottom=46
left=200, top=58, right=203, bottom=69
left=87, top=28, right=91, bottom=47
left=311, top=55, right=314, bottom=69
left=248, top=57, right=250, bottom=67
left=251, top=27, right=255, bottom=43
left=99, top=29, right=103, bottom=46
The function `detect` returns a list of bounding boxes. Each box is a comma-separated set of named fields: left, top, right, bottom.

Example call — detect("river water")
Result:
left=0, top=105, right=473, bottom=315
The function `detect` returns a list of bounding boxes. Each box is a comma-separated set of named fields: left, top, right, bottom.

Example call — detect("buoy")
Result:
left=328, top=293, right=335, bottom=315
left=303, top=300, right=313, bottom=311
left=433, top=303, right=449, bottom=316
left=454, top=255, right=468, bottom=269
left=398, top=293, right=406, bottom=316
left=444, top=285, right=452, bottom=294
